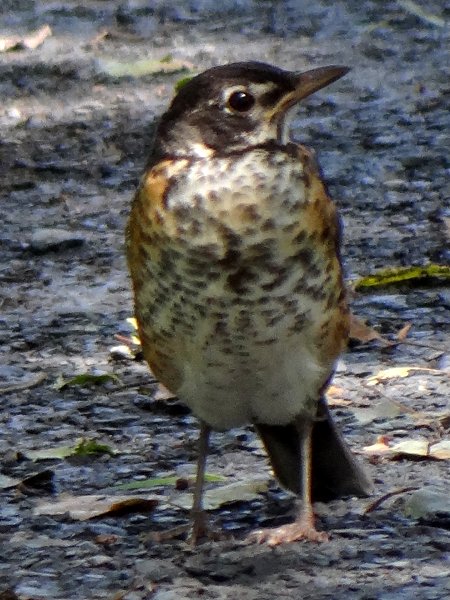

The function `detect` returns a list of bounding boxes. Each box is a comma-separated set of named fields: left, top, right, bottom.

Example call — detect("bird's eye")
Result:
left=227, top=90, right=255, bottom=112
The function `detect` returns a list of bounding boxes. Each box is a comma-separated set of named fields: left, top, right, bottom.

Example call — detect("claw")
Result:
left=248, top=522, right=329, bottom=546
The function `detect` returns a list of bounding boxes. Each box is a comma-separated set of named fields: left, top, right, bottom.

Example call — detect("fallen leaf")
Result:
left=326, top=384, right=346, bottom=398
left=362, top=436, right=393, bottom=456
left=404, top=489, right=450, bottom=520
left=354, top=264, right=450, bottom=291
left=97, top=57, right=191, bottom=79
left=34, top=494, right=159, bottom=520
left=26, top=446, right=75, bottom=460
left=366, top=366, right=442, bottom=385
left=396, top=322, right=412, bottom=342
left=326, top=384, right=350, bottom=406
left=26, top=438, right=115, bottom=460
left=349, top=314, right=386, bottom=344
left=116, top=472, right=225, bottom=491
left=172, top=477, right=269, bottom=511
left=429, top=440, right=450, bottom=460
left=362, top=437, right=450, bottom=461
left=391, top=438, right=429, bottom=457
left=54, top=373, right=120, bottom=390
left=0, top=25, right=51, bottom=52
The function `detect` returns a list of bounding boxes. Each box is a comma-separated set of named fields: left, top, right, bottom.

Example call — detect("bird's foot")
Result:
left=146, top=524, right=190, bottom=543
left=145, top=513, right=225, bottom=546
left=248, top=513, right=328, bottom=546
left=189, top=510, right=210, bottom=546
left=188, top=510, right=226, bottom=546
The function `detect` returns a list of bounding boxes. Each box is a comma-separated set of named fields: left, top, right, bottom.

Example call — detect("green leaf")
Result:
left=54, top=373, right=120, bottom=390
left=26, top=438, right=116, bottom=461
left=115, top=472, right=226, bottom=491
left=72, top=438, right=116, bottom=457
left=354, top=264, right=450, bottom=291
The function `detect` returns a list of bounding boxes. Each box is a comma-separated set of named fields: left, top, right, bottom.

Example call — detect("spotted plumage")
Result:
left=126, top=61, right=373, bottom=545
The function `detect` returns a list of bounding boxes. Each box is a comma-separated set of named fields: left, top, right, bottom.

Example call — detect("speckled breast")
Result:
left=126, top=143, right=349, bottom=429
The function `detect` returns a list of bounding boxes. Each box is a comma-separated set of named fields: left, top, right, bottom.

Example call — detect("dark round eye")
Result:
left=227, top=90, right=255, bottom=112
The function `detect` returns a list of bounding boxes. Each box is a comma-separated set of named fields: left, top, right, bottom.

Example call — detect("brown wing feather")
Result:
left=126, top=160, right=188, bottom=393
left=297, top=144, right=350, bottom=363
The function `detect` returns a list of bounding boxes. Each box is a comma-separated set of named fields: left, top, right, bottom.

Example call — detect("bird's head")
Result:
left=153, top=61, right=349, bottom=158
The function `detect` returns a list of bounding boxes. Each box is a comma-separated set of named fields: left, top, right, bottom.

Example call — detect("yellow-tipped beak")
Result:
left=267, top=65, right=350, bottom=120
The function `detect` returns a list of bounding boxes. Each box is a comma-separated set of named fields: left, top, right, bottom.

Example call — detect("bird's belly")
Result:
left=177, top=326, right=328, bottom=429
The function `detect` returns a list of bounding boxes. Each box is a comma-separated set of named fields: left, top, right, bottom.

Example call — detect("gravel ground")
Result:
left=0, top=1, right=449, bottom=599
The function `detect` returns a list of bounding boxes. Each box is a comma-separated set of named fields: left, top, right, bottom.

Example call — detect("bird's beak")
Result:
left=266, top=65, right=350, bottom=121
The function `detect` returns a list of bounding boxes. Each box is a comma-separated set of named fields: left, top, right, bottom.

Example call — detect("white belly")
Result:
left=176, top=311, right=331, bottom=430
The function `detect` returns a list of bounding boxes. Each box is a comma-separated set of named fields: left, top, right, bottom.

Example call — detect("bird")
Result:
left=126, top=61, right=373, bottom=546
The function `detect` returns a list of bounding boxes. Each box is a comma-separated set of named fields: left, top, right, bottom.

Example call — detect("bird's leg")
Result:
left=288, top=417, right=329, bottom=543
left=249, top=417, right=328, bottom=546
left=189, top=420, right=211, bottom=546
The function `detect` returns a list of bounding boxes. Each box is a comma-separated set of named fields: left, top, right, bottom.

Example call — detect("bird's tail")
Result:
left=255, top=397, right=373, bottom=501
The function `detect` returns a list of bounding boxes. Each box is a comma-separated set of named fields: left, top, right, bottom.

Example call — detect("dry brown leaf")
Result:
left=363, top=436, right=450, bottom=461
left=349, top=314, right=386, bottom=344
left=0, top=25, right=51, bottom=52
left=429, top=440, right=450, bottom=460
left=325, top=385, right=350, bottom=406
left=34, top=493, right=159, bottom=520
left=362, top=436, right=393, bottom=456
left=396, top=322, right=412, bottom=342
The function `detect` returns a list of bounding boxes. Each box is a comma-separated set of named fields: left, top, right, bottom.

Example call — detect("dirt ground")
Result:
left=0, top=1, right=449, bottom=599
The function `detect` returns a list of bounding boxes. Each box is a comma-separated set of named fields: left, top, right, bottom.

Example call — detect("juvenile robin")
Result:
left=126, top=61, right=373, bottom=545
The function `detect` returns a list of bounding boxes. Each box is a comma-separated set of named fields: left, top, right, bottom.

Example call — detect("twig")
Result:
left=364, top=486, right=420, bottom=514
left=396, top=0, right=445, bottom=28
left=388, top=339, right=447, bottom=353
left=0, top=372, right=47, bottom=394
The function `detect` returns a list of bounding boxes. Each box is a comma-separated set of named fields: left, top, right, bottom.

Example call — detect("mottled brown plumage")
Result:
left=126, top=61, right=373, bottom=545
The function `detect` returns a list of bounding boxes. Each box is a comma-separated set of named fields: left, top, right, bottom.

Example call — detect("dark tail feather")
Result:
left=255, top=398, right=373, bottom=501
